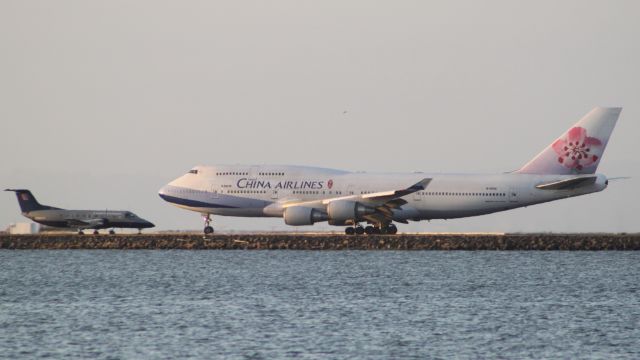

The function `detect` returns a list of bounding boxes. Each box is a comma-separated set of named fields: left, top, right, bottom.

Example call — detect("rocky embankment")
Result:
left=1, top=233, right=639, bottom=250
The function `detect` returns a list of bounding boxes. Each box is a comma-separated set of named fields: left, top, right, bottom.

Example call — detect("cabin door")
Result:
left=413, top=188, right=422, bottom=201
left=508, top=187, right=518, bottom=203
left=209, top=184, right=219, bottom=199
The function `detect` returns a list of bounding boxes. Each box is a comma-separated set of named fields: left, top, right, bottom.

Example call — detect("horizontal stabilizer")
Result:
left=535, top=176, right=597, bottom=190
left=607, top=177, right=630, bottom=181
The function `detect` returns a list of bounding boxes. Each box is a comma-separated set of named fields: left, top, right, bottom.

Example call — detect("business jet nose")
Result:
left=143, top=220, right=155, bottom=228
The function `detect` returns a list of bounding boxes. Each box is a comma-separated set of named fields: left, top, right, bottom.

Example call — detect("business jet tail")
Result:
left=4, top=189, right=61, bottom=213
left=517, top=107, right=621, bottom=175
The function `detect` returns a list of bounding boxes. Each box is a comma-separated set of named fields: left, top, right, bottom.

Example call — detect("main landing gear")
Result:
left=203, top=214, right=214, bottom=235
left=344, top=223, right=398, bottom=235
left=344, top=225, right=364, bottom=235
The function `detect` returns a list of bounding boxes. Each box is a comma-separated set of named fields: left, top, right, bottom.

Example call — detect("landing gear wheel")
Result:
left=93, top=230, right=99, bottom=235
left=387, top=224, right=398, bottom=235
left=202, top=214, right=214, bottom=235
left=109, top=230, right=116, bottom=235
left=355, top=226, right=365, bottom=235
left=345, top=227, right=355, bottom=235
left=78, top=231, right=84, bottom=235
left=365, top=226, right=375, bottom=235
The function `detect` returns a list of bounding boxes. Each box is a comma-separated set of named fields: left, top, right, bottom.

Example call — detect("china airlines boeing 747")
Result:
left=159, top=107, right=621, bottom=235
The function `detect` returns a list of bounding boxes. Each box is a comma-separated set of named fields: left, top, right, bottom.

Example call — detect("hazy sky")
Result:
left=1, top=0, right=639, bottom=233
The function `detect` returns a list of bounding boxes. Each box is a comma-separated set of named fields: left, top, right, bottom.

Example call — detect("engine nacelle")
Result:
left=284, top=206, right=328, bottom=226
left=326, top=200, right=375, bottom=221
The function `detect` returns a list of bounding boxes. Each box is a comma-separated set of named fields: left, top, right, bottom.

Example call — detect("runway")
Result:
left=2, top=233, right=639, bottom=250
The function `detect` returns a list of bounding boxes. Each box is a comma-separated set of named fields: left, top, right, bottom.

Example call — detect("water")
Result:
left=1, top=251, right=639, bottom=359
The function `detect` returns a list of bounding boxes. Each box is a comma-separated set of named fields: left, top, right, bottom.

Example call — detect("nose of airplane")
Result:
left=143, top=220, right=155, bottom=228
left=158, top=184, right=172, bottom=201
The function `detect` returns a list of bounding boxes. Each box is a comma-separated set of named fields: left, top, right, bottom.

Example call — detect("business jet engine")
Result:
left=326, top=200, right=376, bottom=222
left=284, top=206, right=329, bottom=226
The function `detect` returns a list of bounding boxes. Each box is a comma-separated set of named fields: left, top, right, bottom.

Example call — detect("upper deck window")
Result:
left=188, top=169, right=198, bottom=174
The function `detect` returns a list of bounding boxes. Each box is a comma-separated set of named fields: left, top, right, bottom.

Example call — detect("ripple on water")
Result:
left=1, top=251, right=639, bottom=359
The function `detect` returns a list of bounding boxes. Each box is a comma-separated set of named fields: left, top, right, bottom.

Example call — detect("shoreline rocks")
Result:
left=1, top=233, right=639, bottom=250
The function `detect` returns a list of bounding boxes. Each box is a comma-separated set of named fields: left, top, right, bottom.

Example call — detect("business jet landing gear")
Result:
left=109, top=229, right=116, bottom=235
left=93, top=230, right=100, bottom=235
left=203, top=214, right=214, bottom=235
left=77, top=230, right=84, bottom=235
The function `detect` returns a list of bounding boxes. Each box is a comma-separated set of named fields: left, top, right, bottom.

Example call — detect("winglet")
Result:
left=409, top=178, right=432, bottom=191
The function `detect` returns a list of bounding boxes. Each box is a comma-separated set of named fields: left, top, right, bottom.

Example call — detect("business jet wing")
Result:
left=65, top=218, right=107, bottom=228
left=535, top=176, right=598, bottom=190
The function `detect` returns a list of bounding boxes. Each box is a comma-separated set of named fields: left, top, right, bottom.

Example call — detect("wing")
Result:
left=535, top=176, right=597, bottom=190
left=337, top=178, right=432, bottom=206
left=280, top=178, right=431, bottom=223
left=65, top=218, right=107, bottom=229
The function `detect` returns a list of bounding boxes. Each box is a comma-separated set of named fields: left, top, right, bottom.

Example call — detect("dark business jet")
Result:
left=5, top=189, right=154, bottom=234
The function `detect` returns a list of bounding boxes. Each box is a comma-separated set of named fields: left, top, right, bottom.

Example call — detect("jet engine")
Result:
left=326, top=200, right=376, bottom=222
left=283, top=206, right=328, bottom=226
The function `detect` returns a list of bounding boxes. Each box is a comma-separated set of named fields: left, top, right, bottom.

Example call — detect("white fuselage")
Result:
left=159, top=165, right=607, bottom=225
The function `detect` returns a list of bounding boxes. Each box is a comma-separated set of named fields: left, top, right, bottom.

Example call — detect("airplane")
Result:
left=159, top=107, right=622, bottom=235
left=5, top=189, right=155, bottom=234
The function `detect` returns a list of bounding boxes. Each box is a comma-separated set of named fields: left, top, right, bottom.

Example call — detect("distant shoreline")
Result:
left=2, top=233, right=639, bottom=250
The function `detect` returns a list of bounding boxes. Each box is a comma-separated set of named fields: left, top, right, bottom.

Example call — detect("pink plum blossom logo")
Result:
left=552, top=127, right=602, bottom=171
left=327, top=179, right=333, bottom=189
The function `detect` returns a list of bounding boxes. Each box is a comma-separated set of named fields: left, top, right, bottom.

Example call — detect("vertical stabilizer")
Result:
left=517, top=107, right=621, bottom=175
left=4, top=189, right=59, bottom=213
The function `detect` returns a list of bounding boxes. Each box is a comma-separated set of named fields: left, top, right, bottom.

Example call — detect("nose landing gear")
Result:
left=203, top=214, right=214, bottom=235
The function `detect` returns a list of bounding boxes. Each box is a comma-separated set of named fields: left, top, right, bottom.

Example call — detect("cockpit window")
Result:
left=188, top=169, right=198, bottom=174
left=125, top=212, right=135, bottom=218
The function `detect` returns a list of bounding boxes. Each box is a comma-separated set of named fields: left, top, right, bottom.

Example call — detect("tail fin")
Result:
left=517, top=107, right=621, bottom=175
left=4, top=189, right=60, bottom=213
